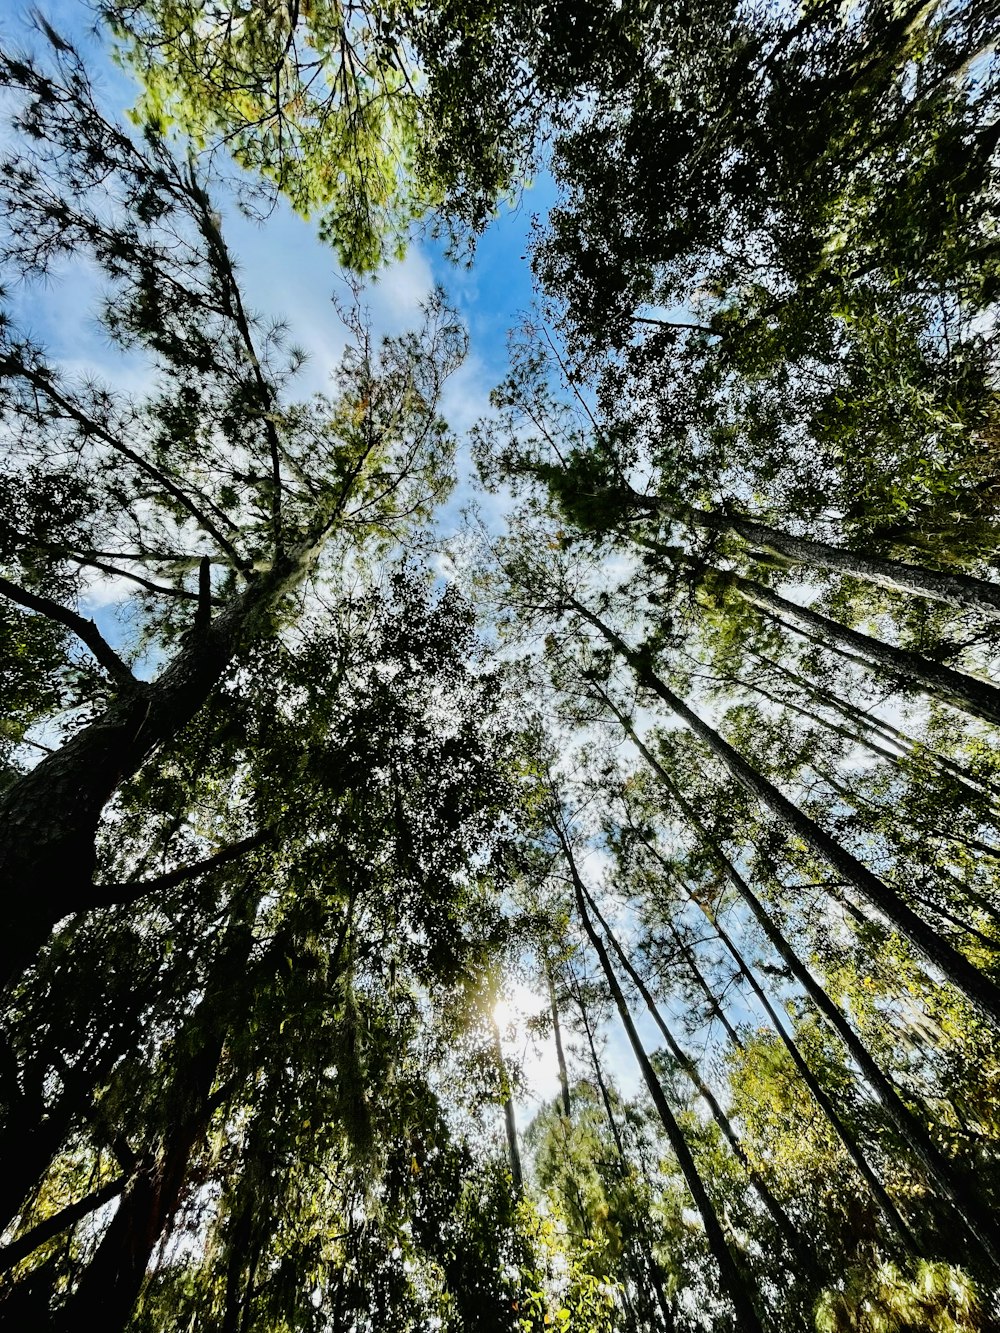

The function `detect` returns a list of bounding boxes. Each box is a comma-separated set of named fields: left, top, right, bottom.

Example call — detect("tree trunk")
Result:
left=590, top=684, right=1000, bottom=1273
left=573, top=988, right=676, bottom=1332
left=51, top=913, right=256, bottom=1331
left=661, top=919, right=746, bottom=1052
left=635, top=493, right=1000, bottom=617
left=491, top=1016, right=523, bottom=1193
left=729, top=572, right=1000, bottom=729
left=0, top=551, right=309, bottom=988
left=570, top=598, right=1000, bottom=1032
left=554, top=823, right=766, bottom=1333
left=580, top=877, right=823, bottom=1281
left=545, top=961, right=573, bottom=1119
left=704, top=905, right=921, bottom=1256
left=746, top=647, right=1000, bottom=816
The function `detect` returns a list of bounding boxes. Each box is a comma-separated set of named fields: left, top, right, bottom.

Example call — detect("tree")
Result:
left=101, top=0, right=546, bottom=269
left=0, top=36, right=465, bottom=985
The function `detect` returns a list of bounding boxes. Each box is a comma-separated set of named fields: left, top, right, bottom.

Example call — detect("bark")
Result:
left=491, top=1017, right=523, bottom=1193
left=53, top=1107, right=208, bottom=1332
left=705, top=907, right=921, bottom=1256
left=50, top=913, right=256, bottom=1331
left=580, top=877, right=823, bottom=1281
left=633, top=493, right=1000, bottom=618
left=555, top=823, right=766, bottom=1333
left=730, top=572, right=1000, bottom=729
left=545, top=961, right=573, bottom=1119
left=592, top=686, right=1000, bottom=1273
left=571, top=598, right=1000, bottom=1032
left=0, top=545, right=315, bottom=989
left=572, top=982, right=675, bottom=1330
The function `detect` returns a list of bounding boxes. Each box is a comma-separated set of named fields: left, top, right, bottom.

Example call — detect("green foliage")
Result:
left=103, top=0, right=542, bottom=268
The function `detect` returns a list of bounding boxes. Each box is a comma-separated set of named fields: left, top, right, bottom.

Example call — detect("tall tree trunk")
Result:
left=51, top=912, right=257, bottom=1331
left=579, top=878, right=823, bottom=1282
left=569, top=598, right=1000, bottom=1032
left=633, top=493, right=1000, bottom=617
left=553, top=822, right=767, bottom=1333
left=590, top=685, right=1000, bottom=1273
left=571, top=976, right=675, bottom=1333
left=491, top=1016, right=523, bottom=1193
left=745, top=647, right=1000, bottom=818
left=660, top=919, right=746, bottom=1053
left=545, top=960, right=573, bottom=1119
left=704, top=904, right=921, bottom=1256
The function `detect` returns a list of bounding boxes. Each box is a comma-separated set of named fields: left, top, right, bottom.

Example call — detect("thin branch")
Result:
left=0, top=356, right=250, bottom=571
left=91, top=832, right=268, bottom=909
left=0, top=574, right=136, bottom=689
left=69, top=554, right=221, bottom=605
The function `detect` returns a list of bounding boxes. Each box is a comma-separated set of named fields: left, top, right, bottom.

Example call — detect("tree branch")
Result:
left=91, top=833, right=268, bottom=908
left=0, top=1174, right=128, bottom=1273
left=0, top=575, right=137, bottom=689
left=0, top=355, right=251, bottom=572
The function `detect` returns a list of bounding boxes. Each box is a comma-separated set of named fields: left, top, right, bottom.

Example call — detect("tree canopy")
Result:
left=2, top=2, right=1000, bottom=1330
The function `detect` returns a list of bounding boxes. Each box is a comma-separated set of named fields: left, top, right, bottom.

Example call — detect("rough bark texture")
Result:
left=0, top=555, right=302, bottom=987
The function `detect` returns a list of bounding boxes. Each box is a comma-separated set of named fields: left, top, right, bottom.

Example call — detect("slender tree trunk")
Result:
left=729, top=572, right=1000, bottom=729
left=704, top=906, right=921, bottom=1256
left=579, top=878, right=822, bottom=1281
left=570, top=598, right=1000, bottom=1032
left=571, top=977, right=675, bottom=1332
left=491, top=1016, right=523, bottom=1193
left=554, top=823, right=766, bottom=1333
left=634, top=493, right=1000, bottom=617
left=746, top=647, right=1000, bottom=815
left=817, top=767, right=1000, bottom=870
left=660, top=919, right=745, bottom=1053
left=590, top=686, right=1000, bottom=1273
left=545, top=961, right=573, bottom=1119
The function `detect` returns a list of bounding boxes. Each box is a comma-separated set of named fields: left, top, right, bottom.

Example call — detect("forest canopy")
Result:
left=1, top=1, right=999, bottom=1330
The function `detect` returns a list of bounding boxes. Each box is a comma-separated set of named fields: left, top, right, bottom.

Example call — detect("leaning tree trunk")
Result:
left=591, top=683, right=1000, bottom=1274
left=580, top=877, right=824, bottom=1283
left=661, top=918, right=745, bottom=1053
left=0, top=547, right=314, bottom=990
left=545, top=960, right=573, bottom=1120
left=727, top=572, right=1000, bottom=728
left=554, top=822, right=767, bottom=1333
left=571, top=977, right=676, bottom=1332
left=632, top=491, right=1000, bottom=617
left=570, top=598, right=1000, bottom=1032
left=745, top=646, right=1000, bottom=819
